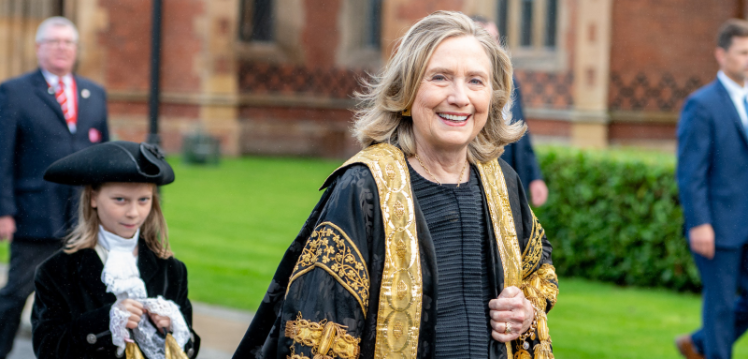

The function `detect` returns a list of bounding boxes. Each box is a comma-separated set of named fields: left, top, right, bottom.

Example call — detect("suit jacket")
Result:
left=31, top=239, right=200, bottom=359
left=677, top=78, right=748, bottom=248
left=501, top=78, right=543, bottom=190
left=0, top=69, right=109, bottom=240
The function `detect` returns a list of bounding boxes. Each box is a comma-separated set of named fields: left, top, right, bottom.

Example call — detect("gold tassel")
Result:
left=125, top=342, right=145, bottom=359
left=514, top=348, right=532, bottom=359
left=165, top=333, right=190, bottom=359
left=533, top=341, right=554, bottom=359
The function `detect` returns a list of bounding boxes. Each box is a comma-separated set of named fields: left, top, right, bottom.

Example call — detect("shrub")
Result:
left=533, top=146, right=701, bottom=292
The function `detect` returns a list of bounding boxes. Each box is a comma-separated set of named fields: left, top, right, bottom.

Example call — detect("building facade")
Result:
left=0, top=0, right=744, bottom=156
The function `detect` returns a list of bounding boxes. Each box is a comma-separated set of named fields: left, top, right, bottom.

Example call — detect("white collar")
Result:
left=97, top=225, right=139, bottom=254
left=40, top=68, right=72, bottom=89
left=718, top=70, right=748, bottom=97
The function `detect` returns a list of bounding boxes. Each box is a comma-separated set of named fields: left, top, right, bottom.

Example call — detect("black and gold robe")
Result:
left=234, top=143, right=558, bottom=359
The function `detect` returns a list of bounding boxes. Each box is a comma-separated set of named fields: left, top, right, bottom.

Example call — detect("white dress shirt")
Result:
left=40, top=68, right=77, bottom=133
left=717, top=70, right=748, bottom=129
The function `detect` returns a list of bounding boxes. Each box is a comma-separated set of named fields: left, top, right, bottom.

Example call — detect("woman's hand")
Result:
left=147, top=311, right=172, bottom=333
left=120, top=299, right=144, bottom=329
left=488, top=286, right=534, bottom=343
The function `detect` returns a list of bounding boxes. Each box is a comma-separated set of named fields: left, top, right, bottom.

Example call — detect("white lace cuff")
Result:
left=109, top=300, right=132, bottom=357
left=143, top=296, right=191, bottom=347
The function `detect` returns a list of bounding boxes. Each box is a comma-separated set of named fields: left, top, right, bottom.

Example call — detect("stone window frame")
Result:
left=235, top=0, right=303, bottom=63
left=498, top=0, right=569, bottom=72
left=335, top=0, right=383, bottom=69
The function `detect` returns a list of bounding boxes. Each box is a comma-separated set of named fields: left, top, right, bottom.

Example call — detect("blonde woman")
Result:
left=32, top=141, right=200, bottom=359
left=236, top=11, right=558, bottom=359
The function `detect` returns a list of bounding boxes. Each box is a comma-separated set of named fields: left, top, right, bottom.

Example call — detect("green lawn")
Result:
left=4, top=156, right=748, bottom=357
left=551, top=278, right=748, bottom=358
left=161, top=157, right=341, bottom=310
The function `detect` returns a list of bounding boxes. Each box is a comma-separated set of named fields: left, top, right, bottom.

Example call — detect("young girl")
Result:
left=32, top=141, right=200, bottom=359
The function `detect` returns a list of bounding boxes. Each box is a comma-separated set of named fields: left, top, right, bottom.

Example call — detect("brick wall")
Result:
left=609, top=0, right=739, bottom=113
left=99, top=0, right=204, bottom=151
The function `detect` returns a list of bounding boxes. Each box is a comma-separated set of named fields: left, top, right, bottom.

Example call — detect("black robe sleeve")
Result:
left=234, top=164, right=383, bottom=359
left=170, top=259, right=201, bottom=358
left=32, top=253, right=112, bottom=359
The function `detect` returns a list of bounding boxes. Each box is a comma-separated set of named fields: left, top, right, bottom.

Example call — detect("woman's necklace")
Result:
left=414, top=153, right=469, bottom=187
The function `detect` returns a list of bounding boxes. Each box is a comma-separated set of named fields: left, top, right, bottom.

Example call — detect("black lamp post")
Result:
left=147, top=0, right=163, bottom=145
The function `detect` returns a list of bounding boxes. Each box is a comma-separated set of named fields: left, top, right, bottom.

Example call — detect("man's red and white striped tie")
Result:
left=55, top=78, right=77, bottom=133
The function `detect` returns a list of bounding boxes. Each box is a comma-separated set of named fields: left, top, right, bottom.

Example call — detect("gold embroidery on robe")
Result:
left=287, top=346, right=311, bottom=359
left=287, top=222, right=371, bottom=316
left=535, top=263, right=559, bottom=308
left=285, top=313, right=361, bottom=359
left=320, top=144, right=558, bottom=359
left=521, top=212, right=545, bottom=279
left=475, top=159, right=523, bottom=357
left=329, top=143, right=422, bottom=359
left=521, top=263, right=558, bottom=359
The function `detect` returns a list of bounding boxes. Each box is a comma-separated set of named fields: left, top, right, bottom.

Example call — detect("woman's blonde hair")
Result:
left=64, top=184, right=173, bottom=259
left=353, top=10, right=525, bottom=163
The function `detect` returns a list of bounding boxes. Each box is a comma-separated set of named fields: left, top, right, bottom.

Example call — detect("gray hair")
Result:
left=352, top=11, right=525, bottom=163
left=35, top=16, right=79, bottom=43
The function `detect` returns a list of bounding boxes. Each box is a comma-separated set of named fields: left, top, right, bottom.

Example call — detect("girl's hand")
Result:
left=120, top=299, right=144, bottom=329
left=148, top=311, right=172, bottom=333
left=488, top=286, right=534, bottom=343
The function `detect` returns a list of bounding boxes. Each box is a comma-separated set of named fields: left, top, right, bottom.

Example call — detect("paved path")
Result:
left=0, top=265, right=253, bottom=359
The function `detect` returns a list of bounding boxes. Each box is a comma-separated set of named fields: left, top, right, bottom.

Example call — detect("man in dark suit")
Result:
left=474, top=16, right=548, bottom=206
left=501, top=79, right=548, bottom=206
left=676, top=19, right=748, bottom=359
left=0, top=16, right=108, bottom=358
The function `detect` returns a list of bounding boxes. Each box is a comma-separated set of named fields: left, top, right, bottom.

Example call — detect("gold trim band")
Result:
left=334, top=143, right=423, bottom=359
left=287, top=222, right=371, bottom=317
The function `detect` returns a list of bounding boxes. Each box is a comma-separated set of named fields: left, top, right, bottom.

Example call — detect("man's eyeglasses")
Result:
left=39, top=39, right=77, bottom=48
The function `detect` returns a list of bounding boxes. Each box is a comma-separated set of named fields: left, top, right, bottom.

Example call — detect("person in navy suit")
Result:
left=676, top=19, right=748, bottom=359
left=0, top=16, right=108, bottom=358
left=501, top=79, right=548, bottom=206
left=474, top=16, right=548, bottom=206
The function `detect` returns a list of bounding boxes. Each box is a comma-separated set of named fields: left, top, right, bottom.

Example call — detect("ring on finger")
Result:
left=504, top=322, right=511, bottom=334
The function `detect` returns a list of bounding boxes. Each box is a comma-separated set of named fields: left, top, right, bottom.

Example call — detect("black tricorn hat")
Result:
left=44, top=141, right=175, bottom=186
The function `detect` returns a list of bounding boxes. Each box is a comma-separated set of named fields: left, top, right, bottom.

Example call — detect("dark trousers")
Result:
left=0, top=239, right=61, bottom=359
left=691, top=244, right=748, bottom=359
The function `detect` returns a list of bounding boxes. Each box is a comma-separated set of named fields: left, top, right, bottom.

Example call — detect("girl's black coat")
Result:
left=31, top=239, right=200, bottom=359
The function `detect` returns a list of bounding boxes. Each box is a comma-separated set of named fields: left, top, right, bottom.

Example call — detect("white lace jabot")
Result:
left=98, top=225, right=139, bottom=252
left=97, top=226, right=190, bottom=358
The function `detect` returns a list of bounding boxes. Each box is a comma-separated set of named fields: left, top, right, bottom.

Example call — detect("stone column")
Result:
left=66, top=0, right=108, bottom=84
left=571, top=0, right=613, bottom=148
left=197, top=0, right=241, bottom=156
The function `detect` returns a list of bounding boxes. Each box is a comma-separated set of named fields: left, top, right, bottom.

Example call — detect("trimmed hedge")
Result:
left=533, top=146, right=701, bottom=292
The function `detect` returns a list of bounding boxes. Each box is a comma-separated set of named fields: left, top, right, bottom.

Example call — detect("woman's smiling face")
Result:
left=410, top=35, right=493, bottom=155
